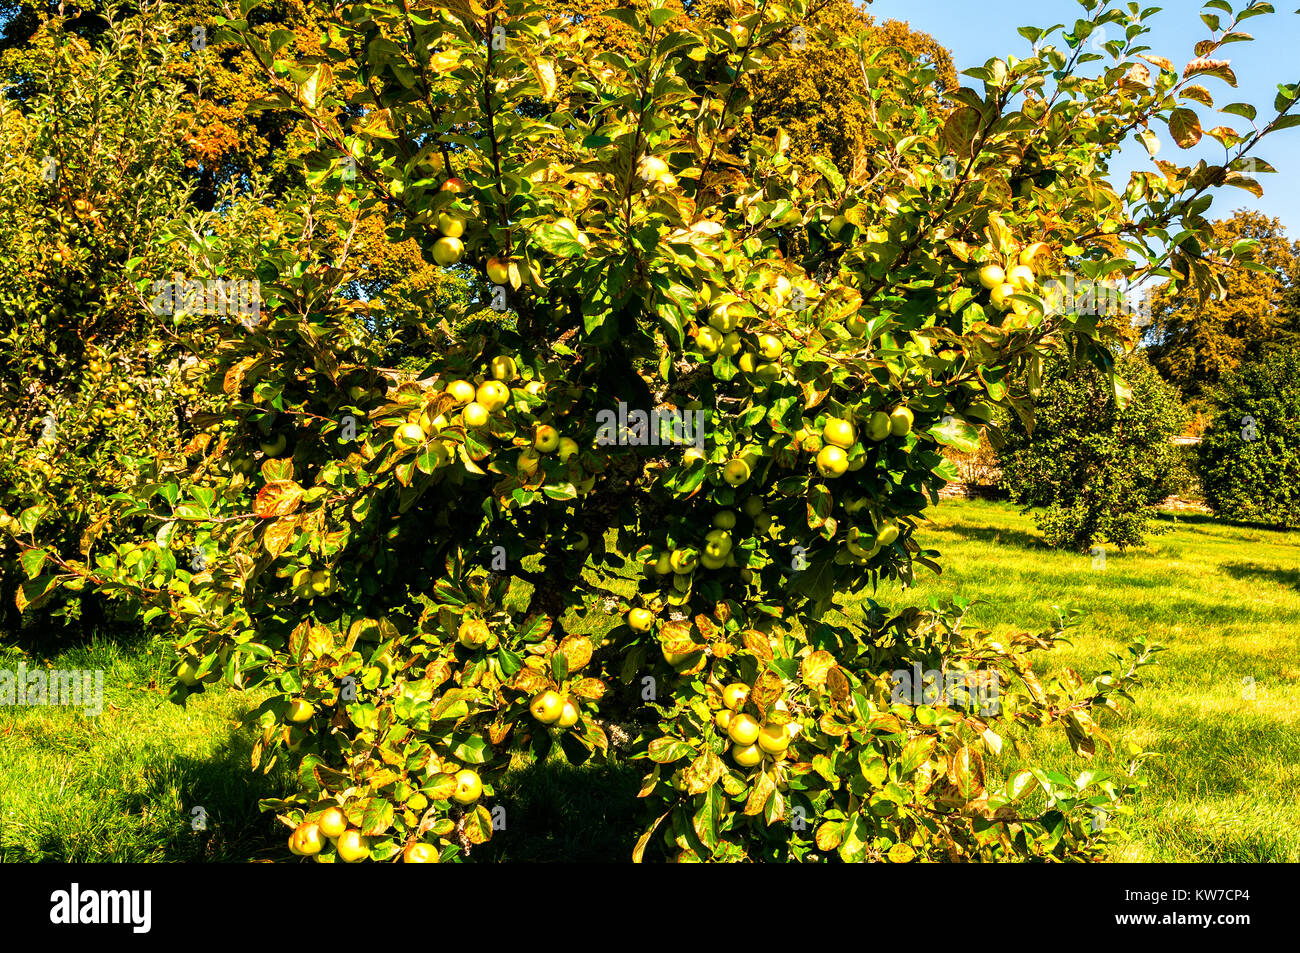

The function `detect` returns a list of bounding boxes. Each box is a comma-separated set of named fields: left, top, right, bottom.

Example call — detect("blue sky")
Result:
left=872, top=0, right=1300, bottom=235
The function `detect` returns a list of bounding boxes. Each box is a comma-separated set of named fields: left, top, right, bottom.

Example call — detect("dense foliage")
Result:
left=1198, top=347, right=1300, bottom=527
left=2, top=0, right=1296, bottom=863
left=999, top=354, right=1187, bottom=552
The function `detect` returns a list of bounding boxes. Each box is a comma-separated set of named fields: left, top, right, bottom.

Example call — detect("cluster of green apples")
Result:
left=430, top=177, right=469, bottom=268
left=634, top=497, right=766, bottom=607
left=712, top=681, right=798, bottom=768
left=976, top=242, right=1049, bottom=325
left=527, top=687, right=582, bottom=729
left=289, top=565, right=335, bottom=600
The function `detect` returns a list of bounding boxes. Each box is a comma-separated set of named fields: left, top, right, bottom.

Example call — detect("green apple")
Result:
left=395, top=422, right=425, bottom=450
left=176, top=657, right=200, bottom=686
left=452, top=768, right=482, bottom=804
left=816, top=445, right=849, bottom=477
left=708, top=303, right=740, bottom=332
left=336, top=829, right=369, bottom=863
left=557, top=437, right=580, bottom=461
left=889, top=406, right=914, bottom=437
left=489, top=355, right=518, bottom=381
left=432, top=236, right=464, bottom=266
left=700, top=551, right=727, bottom=570
left=978, top=264, right=1006, bottom=290
left=457, top=617, right=489, bottom=648
left=517, top=449, right=541, bottom=477
left=741, top=495, right=764, bottom=518
left=403, top=842, right=437, bottom=863
left=866, top=411, right=891, bottom=441
left=1007, top=264, right=1036, bottom=291
left=704, top=529, right=733, bottom=559
left=670, top=548, right=699, bottom=573
left=533, top=424, right=560, bottom=453
left=757, top=722, right=791, bottom=755
left=876, top=521, right=900, bottom=546
left=714, top=709, right=733, bottom=731
left=446, top=379, right=476, bottom=404
left=822, top=416, right=855, bottom=449
left=720, top=331, right=742, bottom=356
left=437, top=209, right=467, bottom=238
left=732, top=743, right=762, bottom=768
left=476, top=380, right=509, bottom=411
left=530, top=689, right=565, bottom=724
left=696, top=326, right=722, bottom=355
left=652, top=552, right=672, bottom=575
left=727, top=713, right=761, bottom=746
left=712, top=509, right=737, bottom=530
left=259, top=433, right=287, bottom=457
left=462, top=402, right=490, bottom=428
left=318, top=807, right=348, bottom=839
left=556, top=698, right=580, bottom=729
left=722, top=682, right=749, bottom=710
left=722, top=458, right=751, bottom=485
left=757, top=334, right=784, bottom=360
left=627, top=608, right=655, bottom=632
left=990, top=283, right=1014, bottom=312
left=286, top=698, right=314, bottom=723
left=485, top=257, right=510, bottom=285
left=293, top=822, right=324, bottom=856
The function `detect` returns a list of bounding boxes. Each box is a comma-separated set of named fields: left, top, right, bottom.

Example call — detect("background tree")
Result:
left=1198, top=347, right=1300, bottom=527
left=1141, top=209, right=1300, bottom=405
left=999, top=353, right=1188, bottom=552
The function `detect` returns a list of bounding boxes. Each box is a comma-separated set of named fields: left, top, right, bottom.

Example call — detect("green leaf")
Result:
left=927, top=415, right=980, bottom=453
left=810, top=155, right=845, bottom=194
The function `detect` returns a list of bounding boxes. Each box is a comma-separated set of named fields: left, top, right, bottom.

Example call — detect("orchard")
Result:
left=4, top=0, right=1297, bottom=864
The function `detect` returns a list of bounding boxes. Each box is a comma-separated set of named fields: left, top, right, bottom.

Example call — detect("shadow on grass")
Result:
left=1219, top=561, right=1300, bottom=591
left=1154, top=510, right=1296, bottom=536
left=928, top=522, right=1044, bottom=551
left=474, top=755, right=648, bottom=863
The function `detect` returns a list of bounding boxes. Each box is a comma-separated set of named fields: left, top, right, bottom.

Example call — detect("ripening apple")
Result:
left=403, top=842, right=437, bottom=863
left=722, top=458, right=751, bottom=485
left=460, top=402, right=489, bottom=429
left=757, top=722, right=791, bottom=755
left=452, top=768, right=482, bottom=805
left=737, top=352, right=758, bottom=375
left=827, top=215, right=850, bottom=240
left=557, top=437, right=580, bottom=461
left=309, top=570, right=333, bottom=596
left=732, top=743, right=762, bottom=768
left=336, top=829, right=369, bottom=863
left=517, top=449, right=541, bottom=477
left=712, top=509, right=737, bottom=530
left=704, top=529, right=733, bottom=559
left=440, top=177, right=467, bottom=194
left=476, top=380, right=509, bottom=411
left=714, top=709, right=733, bottom=731
left=432, top=236, right=464, bottom=266
left=700, top=551, right=727, bottom=570
left=293, top=822, right=324, bottom=856
left=978, top=264, right=1006, bottom=290
left=533, top=424, right=560, bottom=453
left=457, top=618, right=489, bottom=648
left=727, top=713, right=761, bottom=746
left=394, top=422, right=425, bottom=450
left=446, top=379, right=476, bottom=404
left=845, top=313, right=868, bottom=336
left=627, top=608, right=655, bottom=632
left=489, top=355, right=518, bottom=381
left=720, top=331, right=742, bottom=356
left=989, top=283, right=1014, bottom=312
left=1007, top=264, right=1036, bottom=291
left=757, top=334, right=784, bottom=360
left=652, top=552, right=672, bottom=575
left=437, top=209, right=467, bottom=238
left=722, top=682, right=750, bottom=710
left=485, top=257, right=510, bottom=285
left=889, top=406, right=914, bottom=437
left=286, top=698, right=314, bottom=723
left=638, top=155, right=675, bottom=187
left=822, top=417, right=855, bottom=449
left=1020, top=242, right=1049, bottom=266
left=557, top=697, right=580, bottom=729
left=318, top=807, right=348, bottom=839
left=876, top=522, right=901, bottom=546
left=816, top=445, right=849, bottom=478
left=530, top=689, right=565, bottom=724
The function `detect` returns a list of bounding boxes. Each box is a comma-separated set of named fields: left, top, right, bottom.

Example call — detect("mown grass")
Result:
left=2, top=500, right=1296, bottom=862
left=861, top=501, right=1300, bottom=863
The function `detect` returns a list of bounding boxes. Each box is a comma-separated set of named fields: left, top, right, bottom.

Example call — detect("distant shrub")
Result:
left=1000, top=353, right=1188, bottom=551
left=1198, top=348, right=1300, bottom=527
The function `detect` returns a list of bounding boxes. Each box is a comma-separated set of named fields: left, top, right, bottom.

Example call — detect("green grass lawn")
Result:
left=2, top=500, right=1297, bottom=862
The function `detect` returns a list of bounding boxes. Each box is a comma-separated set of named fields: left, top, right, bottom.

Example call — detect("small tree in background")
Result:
left=1000, top=353, right=1188, bottom=552
left=1198, top=348, right=1300, bottom=528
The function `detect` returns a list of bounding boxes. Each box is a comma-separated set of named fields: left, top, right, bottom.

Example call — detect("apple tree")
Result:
left=48, top=0, right=1299, bottom=861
